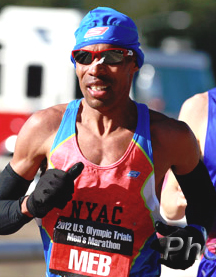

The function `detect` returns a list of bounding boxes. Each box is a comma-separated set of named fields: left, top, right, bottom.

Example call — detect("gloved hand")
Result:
left=26, top=162, right=84, bottom=218
left=150, top=221, right=206, bottom=270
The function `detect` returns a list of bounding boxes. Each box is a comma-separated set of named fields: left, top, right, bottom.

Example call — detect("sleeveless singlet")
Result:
left=204, top=88, right=216, bottom=190
left=39, top=99, right=163, bottom=277
left=204, top=88, right=216, bottom=240
left=197, top=88, right=216, bottom=277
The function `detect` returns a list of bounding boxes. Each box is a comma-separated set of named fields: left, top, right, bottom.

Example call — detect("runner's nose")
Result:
left=88, top=57, right=106, bottom=76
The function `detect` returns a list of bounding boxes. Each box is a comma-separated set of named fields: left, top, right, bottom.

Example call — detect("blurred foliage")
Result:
left=1, top=0, right=216, bottom=78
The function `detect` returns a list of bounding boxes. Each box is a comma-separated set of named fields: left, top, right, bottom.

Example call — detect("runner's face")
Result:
left=75, top=44, right=138, bottom=112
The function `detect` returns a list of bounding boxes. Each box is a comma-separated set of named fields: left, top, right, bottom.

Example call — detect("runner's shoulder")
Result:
left=24, top=103, right=68, bottom=133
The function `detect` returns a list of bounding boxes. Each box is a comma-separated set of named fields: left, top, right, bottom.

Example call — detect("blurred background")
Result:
left=0, top=0, right=216, bottom=276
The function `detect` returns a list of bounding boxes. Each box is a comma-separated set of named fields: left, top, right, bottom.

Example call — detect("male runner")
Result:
left=0, top=7, right=216, bottom=277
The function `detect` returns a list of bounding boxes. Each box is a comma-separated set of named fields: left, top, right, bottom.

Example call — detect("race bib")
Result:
left=49, top=217, right=134, bottom=277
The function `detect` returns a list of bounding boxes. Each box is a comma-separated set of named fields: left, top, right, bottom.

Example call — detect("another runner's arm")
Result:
left=174, top=159, right=216, bottom=233
left=161, top=94, right=207, bottom=221
left=151, top=119, right=216, bottom=270
left=171, top=121, right=216, bottom=234
left=161, top=170, right=187, bottom=220
left=154, top=158, right=216, bottom=270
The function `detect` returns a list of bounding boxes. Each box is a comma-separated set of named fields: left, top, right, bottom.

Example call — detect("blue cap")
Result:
left=71, top=7, right=144, bottom=68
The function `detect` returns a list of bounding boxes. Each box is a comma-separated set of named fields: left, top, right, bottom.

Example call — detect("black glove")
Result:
left=150, top=221, right=205, bottom=270
left=27, top=162, right=84, bottom=218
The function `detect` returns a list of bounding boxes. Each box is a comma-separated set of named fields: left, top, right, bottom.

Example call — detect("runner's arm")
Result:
left=0, top=110, right=52, bottom=234
left=0, top=164, right=33, bottom=235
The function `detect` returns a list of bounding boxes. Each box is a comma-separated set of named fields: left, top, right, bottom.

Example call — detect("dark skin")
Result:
left=8, top=44, right=199, bottom=216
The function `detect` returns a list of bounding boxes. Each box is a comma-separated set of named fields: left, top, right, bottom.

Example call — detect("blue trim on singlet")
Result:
left=134, top=102, right=154, bottom=164
left=46, top=99, right=160, bottom=277
left=197, top=88, right=216, bottom=277
left=130, top=102, right=160, bottom=276
left=50, top=99, right=82, bottom=152
left=39, top=226, right=58, bottom=277
left=130, top=233, right=160, bottom=277
left=51, top=99, right=154, bottom=164
left=204, top=88, right=216, bottom=187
